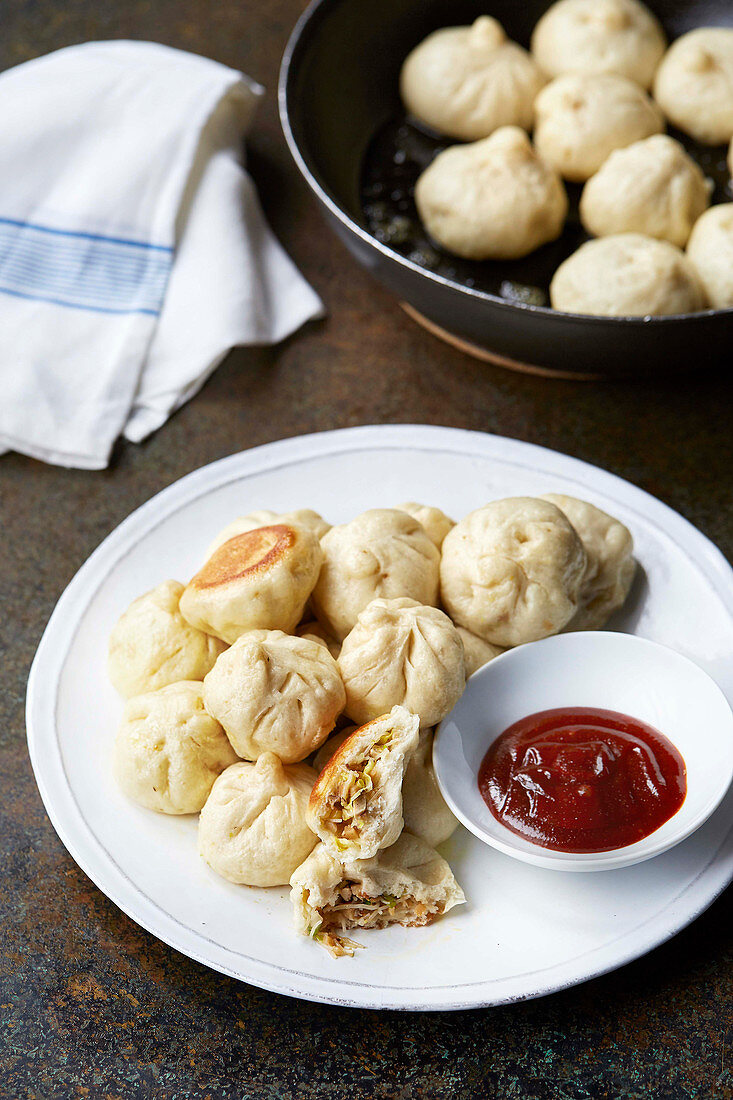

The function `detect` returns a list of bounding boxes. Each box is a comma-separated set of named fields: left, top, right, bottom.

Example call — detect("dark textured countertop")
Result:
left=1, top=2, right=732, bottom=1096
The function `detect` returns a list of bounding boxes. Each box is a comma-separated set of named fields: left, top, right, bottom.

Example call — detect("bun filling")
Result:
left=306, top=879, right=449, bottom=958
left=321, top=731, right=394, bottom=850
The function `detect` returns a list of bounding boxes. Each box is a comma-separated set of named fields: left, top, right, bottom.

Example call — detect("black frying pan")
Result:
left=279, top=0, right=733, bottom=378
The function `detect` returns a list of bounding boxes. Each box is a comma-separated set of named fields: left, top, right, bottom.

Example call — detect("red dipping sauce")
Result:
left=478, top=707, right=687, bottom=853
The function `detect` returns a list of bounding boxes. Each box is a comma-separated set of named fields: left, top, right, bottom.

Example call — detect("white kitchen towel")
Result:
left=0, top=41, right=324, bottom=468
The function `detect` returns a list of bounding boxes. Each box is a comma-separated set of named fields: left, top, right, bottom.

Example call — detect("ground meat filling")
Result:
left=322, top=883, right=444, bottom=930
left=305, top=880, right=449, bottom=950
left=307, top=881, right=447, bottom=956
left=324, top=732, right=393, bottom=848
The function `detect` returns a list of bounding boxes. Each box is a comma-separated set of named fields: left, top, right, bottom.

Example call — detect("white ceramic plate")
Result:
left=27, top=425, right=733, bottom=1011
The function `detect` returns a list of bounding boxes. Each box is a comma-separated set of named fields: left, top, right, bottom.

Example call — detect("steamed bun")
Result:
left=108, top=580, right=227, bottom=698
left=653, top=28, right=733, bottom=145
left=415, top=127, right=567, bottom=260
left=338, top=597, right=465, bottom=727
left=400, top=16, right=546, bottom=141
left=542, top=494, right=636, bottom=629
left=401, top=730, right=458, bottom=848
left=397, top=502, right=454, bottom=549
left=198, top=754, right=317, bottom=886
left=550, top=234, right=707, bottom=316
left=114, top=681, right=238, bottom=814
left=296, top=620, right=341, bottom=660
left=180, top=523, right=323, bottom=644
left=533, top=73, right=664, bottom=183
left=440, top=497, right=587, bottom=647
left=686, top=204, right=733, bottom=309
left=531, top=0, right=666, bottom=89
left=311, top=509, right=440, bottom=641
left=206, top=509, right=330, bottom=558
left=203, top=630, right=345, bottom=764
left=456, top=628, right=504, bottom=677
left=580, top=135, right=711, bottom=247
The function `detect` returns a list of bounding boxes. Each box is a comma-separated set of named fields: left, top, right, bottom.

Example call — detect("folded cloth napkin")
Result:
left=0, top=41, right=323, bottom=468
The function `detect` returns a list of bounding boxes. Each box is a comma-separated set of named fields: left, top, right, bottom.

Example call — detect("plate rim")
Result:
left=26, top=424, right=733, bottom=1011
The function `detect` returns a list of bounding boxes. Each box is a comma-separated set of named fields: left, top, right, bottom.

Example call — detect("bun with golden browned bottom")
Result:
left=205, top=508, right=330, bottom=558
left=180, top=523, right=323, bottom=644
left=314, top=726, right=458, bottom=849
left=306, top=706, right=420, bottom=861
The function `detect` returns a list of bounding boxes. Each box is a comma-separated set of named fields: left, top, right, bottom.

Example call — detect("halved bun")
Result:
left=290, top=832, right=465, bottom=957
left=306, top=705, right=419, bottom=860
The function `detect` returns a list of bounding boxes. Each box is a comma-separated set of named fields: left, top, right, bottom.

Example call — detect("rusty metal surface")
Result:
left=1, top=1, right=732, bottom=1095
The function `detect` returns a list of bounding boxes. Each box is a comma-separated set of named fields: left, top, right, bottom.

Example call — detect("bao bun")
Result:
left=531, top=0, right=666, bottom=90
left=440, top=497, right=587, bottom=647
left=198, top=754, right=318, bottom=887
left=653, top=28, right=733, bottom=145
left=202, top=629, right=345, bottom=764
left=180, top=523, right=323, bottom=644
left=541, top=494, right=636, bottom=630
left=415, top=126, right=567, bottom=260
left=400, top=16, right=546, bottom=141
left=306, top=706, right=420, bottom=861
left=311, top=509, right=440, bottom=641
left=338, top=597, right=465, bottom=727
left=113, top=681, right=238, bottom=815
left=550, top=234, right=707, bottom=317
left=108, top=579, right=226, bottom=698
left=580, top=135, right=711, bottom=248
left=533, top=73, right=664, bottom=183
left=686, top=204, right=733, bottom=310
left=314, top=725, right=458, bottom=849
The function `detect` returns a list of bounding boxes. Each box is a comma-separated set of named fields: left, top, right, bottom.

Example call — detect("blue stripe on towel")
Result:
left=0, top=218, right=173, bottom=315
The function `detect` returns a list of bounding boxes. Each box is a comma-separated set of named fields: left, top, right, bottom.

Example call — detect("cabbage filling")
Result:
left=324, top=732, right=393, bottom=849
left=306, top=881, right=446, bottom=957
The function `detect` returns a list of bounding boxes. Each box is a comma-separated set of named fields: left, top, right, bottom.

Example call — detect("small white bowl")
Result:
left=434, top=632, right=733, bottom=872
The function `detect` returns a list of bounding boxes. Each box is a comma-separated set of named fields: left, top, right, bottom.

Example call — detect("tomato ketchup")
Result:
left=478, top=707, right=687, bottom=853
